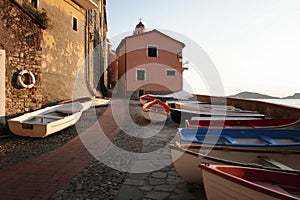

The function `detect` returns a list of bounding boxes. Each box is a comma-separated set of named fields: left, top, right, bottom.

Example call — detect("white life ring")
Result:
left=17, top=69, right=36, bottom=89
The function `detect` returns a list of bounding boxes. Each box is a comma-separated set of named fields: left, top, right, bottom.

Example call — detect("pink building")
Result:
left=116, top=21, right=185, bottom=98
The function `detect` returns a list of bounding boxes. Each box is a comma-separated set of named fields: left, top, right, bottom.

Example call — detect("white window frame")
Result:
left=136, top=69, right=146, bottom=81
left=147, top=45, right=158, bottom=57
left=166, top=69, right=177, bottom=76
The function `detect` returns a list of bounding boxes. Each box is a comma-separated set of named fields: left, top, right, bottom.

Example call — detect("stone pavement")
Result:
left=116, top=117, right=207, bottom=200
left=0, top=102, right=122, bottom=199
left=0, top=99, right=207, bottom=199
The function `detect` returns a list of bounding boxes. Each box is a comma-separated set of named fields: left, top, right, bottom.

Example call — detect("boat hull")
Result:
left=143, top=111, right=168, bottom=122
left=8, top=103, right=83, bottom=138
left=59, top=97, right=92, bottom=111
left=185, top=118, right=300, bottom=129
left=170, top=143, right=300, bottom=184
left=92, top=98, right=110, bottom=107
left=193, top=94, right=300, bottom=119
left=179, top=128, right=300, bottom=150
left=200, top=164, right=300, bottom=200
left=142, top=99, right=170, bottom=122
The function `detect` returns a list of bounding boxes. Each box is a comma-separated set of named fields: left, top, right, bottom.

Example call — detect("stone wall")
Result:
left=0, top=0, right=43, bottom=116
left=39, top=0, right=91, bottom=103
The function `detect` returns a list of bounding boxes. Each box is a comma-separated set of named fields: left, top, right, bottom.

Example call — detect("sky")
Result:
left=106, top=0, right=300, bottom=97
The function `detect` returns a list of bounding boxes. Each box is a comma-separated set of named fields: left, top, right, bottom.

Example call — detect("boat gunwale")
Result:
left=169, top=143, right=300, bottom=173
left=185, top=118, right=300, bottom=129
left=193, top=94, right=300, bottom=119
left=179, top=128, right=300, bottom=147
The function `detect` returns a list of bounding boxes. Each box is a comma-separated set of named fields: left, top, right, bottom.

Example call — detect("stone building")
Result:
left=0, top=0, right=108, bottom=119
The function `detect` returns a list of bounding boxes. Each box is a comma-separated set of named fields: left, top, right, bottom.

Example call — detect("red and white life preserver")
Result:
left=17, top=69, right=36, bottom=89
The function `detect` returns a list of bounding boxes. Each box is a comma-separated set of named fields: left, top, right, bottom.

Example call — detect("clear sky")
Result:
left=106, top=0, right=300, bottom=97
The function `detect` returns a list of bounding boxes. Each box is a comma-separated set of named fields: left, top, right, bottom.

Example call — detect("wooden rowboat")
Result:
left=140, top=94, right=180, bottom=105
left=200, top=164, right=300, bottom=200
left=185, top=118, right=300, bottom=129
left=179, top=128, right=300, bottom=150
left=175, top=102, right=240, bottom=111
left=92, top=97, right=110, bottom=107
left=193, top=94, right=300, bottom=119
left=170, top=108, right=265, bottom=124
left=170, top=142, right=300, bottom=184
left=59, top=97, right=92, bottom=111
left=8, top=102, right=83, bottom=138
left=139, top=94, right=155, bottom=105
left=142, top=99, right=170, bottom=122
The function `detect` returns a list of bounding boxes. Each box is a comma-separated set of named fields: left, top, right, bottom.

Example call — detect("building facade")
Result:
left=116, top=22, right=185, bottom=98
left=107, top=41, right=118, bottom=90
left=0, top=0, right=107, bottom=118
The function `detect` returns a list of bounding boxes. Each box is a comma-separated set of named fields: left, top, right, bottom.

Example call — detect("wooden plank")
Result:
left=259, top=136, right=275, bottom=144
left=258, top=156, right=294, bottom=171
left=35, top=115, right=64, bottom=120
left=223, top=136, right=238, bottom=144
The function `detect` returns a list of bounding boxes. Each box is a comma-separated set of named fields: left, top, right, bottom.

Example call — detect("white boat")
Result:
left=175, top=102, right=239, bottom=111
left=142, top=99, right=170, bottom=122
left=200, top=164, right=300, bottom=200
left=170, top=108, right=265, bottom=124
left=92, top=97, right=111, bottom=107
left=59, top=97, right=92, bottom=111
left=170, top=141, right=300, bottom=184
left=190, top=116, right=262, bottom=120
left=8, top=102, right=83, bottom=138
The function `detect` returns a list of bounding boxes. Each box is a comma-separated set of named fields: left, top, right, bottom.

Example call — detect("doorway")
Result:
left=138, top=89, right=145, bottom=97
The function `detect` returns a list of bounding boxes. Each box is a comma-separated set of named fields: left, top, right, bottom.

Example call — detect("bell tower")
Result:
left=133, top=19, right=145, bottom=35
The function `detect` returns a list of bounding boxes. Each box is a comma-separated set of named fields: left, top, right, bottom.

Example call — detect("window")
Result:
left=89, top=10, right=93, bottom=24
left=30, top=0, right=38, bottom=8
left=147, top=46, right=158, bottom=57
left=72, top=17, right=77, bottom=31
left=100, top=16, right=102, bottom=28
left=166, top=70, right=176, bottom=76
left=94, top=10, right=97, bottom=30
left=136, top=69, right=146, bottom=80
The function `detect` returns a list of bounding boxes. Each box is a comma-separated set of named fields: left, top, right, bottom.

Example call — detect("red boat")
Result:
left=185, top=118, right=300, bottom=129
left=142, top=99, right=170, bottom=122
left=139, top=94, right=155, bottom=105
left=200, top=164, right=300, bottom=200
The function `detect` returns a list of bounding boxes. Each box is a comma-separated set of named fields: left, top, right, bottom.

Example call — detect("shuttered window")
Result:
left=166, top=70, right=176, bottom=76
left=136, top=69, right=146, bottom=80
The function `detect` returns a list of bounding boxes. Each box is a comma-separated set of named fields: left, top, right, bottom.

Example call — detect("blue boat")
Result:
left=179, top=128, right=300, bottom=150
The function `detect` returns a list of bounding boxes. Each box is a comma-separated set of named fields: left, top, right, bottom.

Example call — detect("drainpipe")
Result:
left=0, top=50, right=5, bottom=125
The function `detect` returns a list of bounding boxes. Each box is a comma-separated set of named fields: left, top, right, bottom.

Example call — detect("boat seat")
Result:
left=223, top=136, right=238, bottom=144
left=258, top=156, right=294, bottom=171
left=35, top=115, right=64, bottom=120
left=259, top=136, right=275, bottom=145
left=35, top=115, right=64, bottom=123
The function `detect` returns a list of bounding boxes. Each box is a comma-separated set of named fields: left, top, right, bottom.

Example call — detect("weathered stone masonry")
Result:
left=0, top=0, right=43, bottom=116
